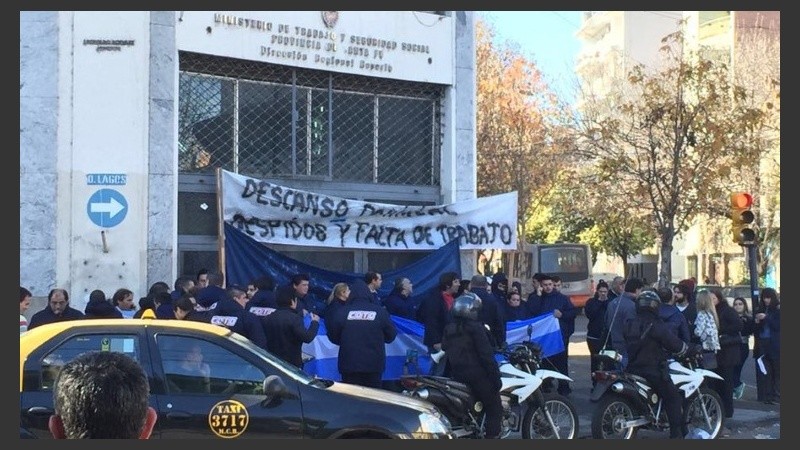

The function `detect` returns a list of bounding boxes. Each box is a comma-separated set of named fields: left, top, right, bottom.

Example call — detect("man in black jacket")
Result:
left=442, top=293, right=503, bottom=439
left=624, top=290, right=697, bottom=439
left=326, top=279, right=397, bottom=388
left=264, top=287, right=320, bottom=368
left=469, top=274, right=506, bottom=348
left=28, top=289, right=85, bottom=330
left=527, top=274, right=578, bottom=396
left=418, top=271, right=460, bottom=376
left=584, top=280, right=610, bottom=385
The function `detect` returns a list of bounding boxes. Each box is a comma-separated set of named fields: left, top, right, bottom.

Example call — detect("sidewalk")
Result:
left=725, top=396, right=780, bottom=438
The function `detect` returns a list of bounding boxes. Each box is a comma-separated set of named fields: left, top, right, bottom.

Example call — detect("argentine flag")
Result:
left=301, top=313, right=564, bottom=381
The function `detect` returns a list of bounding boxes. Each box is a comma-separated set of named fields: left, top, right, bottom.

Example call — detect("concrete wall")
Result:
left=20, top=11, right=59, bottom=301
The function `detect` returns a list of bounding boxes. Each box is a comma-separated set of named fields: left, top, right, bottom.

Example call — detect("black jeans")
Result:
left=754, top=337, right=780, bottom=401
left=454, top=369, right=503, bottom=438
left=638, top=371, right=686, bottom=438
left=545, top=348, right=571, bottom=395
left=732, top=342, right=750, bottom=387
left=712, top=364, right=736, bottom=418
left=587, top=338, right=603, bottom=385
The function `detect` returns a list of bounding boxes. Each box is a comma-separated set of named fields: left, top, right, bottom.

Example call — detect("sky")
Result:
left=477, top=11, right=583, bottom=104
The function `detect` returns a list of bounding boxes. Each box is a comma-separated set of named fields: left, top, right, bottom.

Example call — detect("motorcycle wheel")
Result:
left=684, top=386, right=724, bottom=439
left=591, top=393, right=639, bottom=439
left=522, top=392, right=579, bottom=439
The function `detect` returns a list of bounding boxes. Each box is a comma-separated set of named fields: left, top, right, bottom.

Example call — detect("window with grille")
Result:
left=178, top=51, right=444, bottom=186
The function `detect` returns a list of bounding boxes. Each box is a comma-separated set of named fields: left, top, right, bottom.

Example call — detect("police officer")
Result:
left=623, top=290, right=699, bottom=439
left=263, top=287, right=320, bottom=368
left=326, top=278, right=397, bottom=388
left=442, top=293, right=503, bottom=439
left=195, top=271, right=228, bottom=310
left=209, top=286, right=268, bottom=351
left=173, top=295, right=212, bottom=323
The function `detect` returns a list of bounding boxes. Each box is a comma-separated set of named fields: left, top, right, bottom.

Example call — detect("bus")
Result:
left=501, top=242, right=594, bottom=310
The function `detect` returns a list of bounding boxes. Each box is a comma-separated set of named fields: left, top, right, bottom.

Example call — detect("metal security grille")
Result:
left=178, top=51, right=444, bottom=186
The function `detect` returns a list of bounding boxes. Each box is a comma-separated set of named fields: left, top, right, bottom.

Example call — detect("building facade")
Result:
left=20, top=11, right=479, bottom=310
left=680, top=11, right=780, bottom=288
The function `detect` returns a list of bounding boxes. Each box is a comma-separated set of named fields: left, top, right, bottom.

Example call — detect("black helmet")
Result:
left=637, top=290, right=661, bottom=312
left=452, top=293, right=482, bottom=320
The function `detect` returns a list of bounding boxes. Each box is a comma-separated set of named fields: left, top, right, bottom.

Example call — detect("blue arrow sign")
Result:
left=87, top=189, right=128, bottom=227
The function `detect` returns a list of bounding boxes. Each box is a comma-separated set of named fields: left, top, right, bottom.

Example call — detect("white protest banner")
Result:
left=220, top=170, right=518, bottom=250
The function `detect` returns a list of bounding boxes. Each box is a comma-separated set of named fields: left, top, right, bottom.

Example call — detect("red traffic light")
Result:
left=729, top=192, right=756, bottom=245
left=730, top=192, right=753, bottom=209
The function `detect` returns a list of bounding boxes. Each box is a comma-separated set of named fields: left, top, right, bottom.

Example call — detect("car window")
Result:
left=38, top=334, right=139, bottom=391
left=156, top=335, right=266, bottom=396
left=228, top=332, right=315, bottom=382
left=724, top=286, right=752, bottom=299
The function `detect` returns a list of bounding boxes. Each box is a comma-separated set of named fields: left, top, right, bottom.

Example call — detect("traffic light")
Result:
left=729, top=192, right=756, bottom=245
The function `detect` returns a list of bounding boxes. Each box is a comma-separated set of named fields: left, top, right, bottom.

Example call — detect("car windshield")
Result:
left=227, top=332, right=318, bottom=384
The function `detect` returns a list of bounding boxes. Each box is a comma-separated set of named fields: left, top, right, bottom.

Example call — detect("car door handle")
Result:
left=166, top=411, right=193, bottom=420
left=26, top=406, right=54, bottom=416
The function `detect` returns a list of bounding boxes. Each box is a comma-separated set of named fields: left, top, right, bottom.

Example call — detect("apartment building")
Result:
left=575, top=11, right=780, bottom=289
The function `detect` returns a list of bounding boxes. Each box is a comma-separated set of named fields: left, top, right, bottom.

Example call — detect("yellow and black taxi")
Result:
left=20, top=312, right=452, bottom=439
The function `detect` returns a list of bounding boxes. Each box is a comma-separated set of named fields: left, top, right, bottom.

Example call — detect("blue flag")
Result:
left=301, top=313, right=564, bottom=381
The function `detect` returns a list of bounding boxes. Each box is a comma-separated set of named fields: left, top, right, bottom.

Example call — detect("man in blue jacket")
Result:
left=288, top=273, right=327, bottom=316
left=326, top=278, right=397, bottom=388
left=264, top=287, right=320, bottom=368
left=656, top=287, right=691, bottom=343
left=603, top=277, right=645, bottom=369
left=383, top=277, right=417, bottom=319
left=195, top=271, right=229, bottom=310
left=526, top=274, right=577, bottom=396
left=209, top=286, right=268, bottom=351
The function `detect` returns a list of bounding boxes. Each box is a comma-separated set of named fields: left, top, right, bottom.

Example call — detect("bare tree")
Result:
left=574, top=30, right=771, bottom=288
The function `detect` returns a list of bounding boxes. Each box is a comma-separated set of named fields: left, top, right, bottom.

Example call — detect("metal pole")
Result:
left=745, top=242, right=768, bottom=402
left=746, top=244, right=760, bottom=312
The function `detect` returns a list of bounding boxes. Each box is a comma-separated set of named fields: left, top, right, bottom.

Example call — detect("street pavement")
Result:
left=527, top=314, right=780, bottom=439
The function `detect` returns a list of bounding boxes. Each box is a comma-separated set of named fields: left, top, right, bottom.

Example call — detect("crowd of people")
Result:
left=20, top=270, right=780, bottom=439
left=583, top=276, right=781, bottom=438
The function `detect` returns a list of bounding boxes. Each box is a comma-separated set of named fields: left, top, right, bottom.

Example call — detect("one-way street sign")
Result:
left=86, top=188, right=128, bottom=227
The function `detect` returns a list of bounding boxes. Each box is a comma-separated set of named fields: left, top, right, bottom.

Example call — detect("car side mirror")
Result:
left=263, top=375, right=287, bottom=398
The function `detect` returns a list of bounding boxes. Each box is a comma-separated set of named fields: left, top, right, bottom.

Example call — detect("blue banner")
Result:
left=224, top=222, right=461, bottom=307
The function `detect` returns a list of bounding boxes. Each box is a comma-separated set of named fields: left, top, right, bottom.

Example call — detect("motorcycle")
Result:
left=400, top=326, right=579, bottom=439
left=590, top=350, right=725, bottom=439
